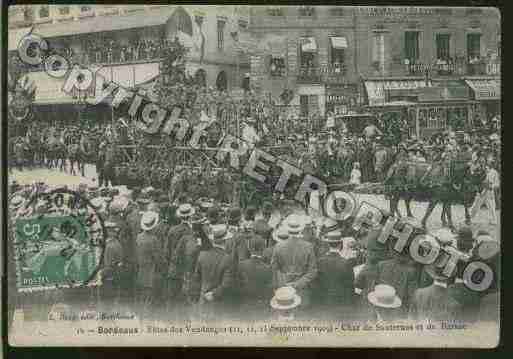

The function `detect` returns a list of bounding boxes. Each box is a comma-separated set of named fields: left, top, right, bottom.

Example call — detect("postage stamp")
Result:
left=11, top=188, right=105, bottom=292
left=6, top=4, right=500, bottom=348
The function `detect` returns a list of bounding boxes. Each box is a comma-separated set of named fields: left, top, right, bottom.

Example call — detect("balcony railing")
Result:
left=405, top=59, right=500, bottom=76
left=297, top=65, right=348, bottom=84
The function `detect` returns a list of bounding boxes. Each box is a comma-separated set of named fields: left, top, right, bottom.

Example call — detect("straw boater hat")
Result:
left=198, top=198, right=214, bottom=212
left=284, top=214, right=305, bottom=235
left=140, top=211, right=159, bottom=231
left=270, top=286, right=302, bottom=310
left=368, top=284, right=402, bottom=309
left=209, top=224, right=233, bottom=243
left=176, top=203, right=195, bottom=218
left=272, top=227, right=290, bottom=243
left=321, top=230, right=343, bottom=243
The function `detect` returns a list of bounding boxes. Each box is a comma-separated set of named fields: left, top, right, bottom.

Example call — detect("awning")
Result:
left=464, top=78, right=500, bottom=100
left=364, top=79, right=431, bottom=106
left=34, top=8, right=175, bottom=38
left=330, top=37, right=348, bottom=49
left=27, top=62, right=160, bottom=105
left=8, top=27, right=32, bottom=51
left=301, top=37, right=317, bottom=52
left=97, top=62, right=160, bottom=88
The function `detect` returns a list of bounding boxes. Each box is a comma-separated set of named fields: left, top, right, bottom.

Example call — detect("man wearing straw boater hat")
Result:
left=367, top=284, right=403, bottom=322
left=135, top=210, right=165, bottom=322
left=191, top=224, right=235, bottom=321
left=270, top=286, right=302, bottom=321
left=376, top=217, right=421, bottom=316
left=271, top=214, right=318, bottom=312
left=313, top=230, right=356, bottom=320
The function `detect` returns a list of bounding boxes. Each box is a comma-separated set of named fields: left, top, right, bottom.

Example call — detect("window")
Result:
left=39, top=5, right=49, bottom=18
left=59, top=6, right=70, bottom=15
left=298, top=6, right=315, bottom=17
left=329, top=37, right=346, bottom=72
left=405, top=31, right=419, bottom=62
left=270, top=57, right=285, bottom=77
left=217, top=19, right=225, bottom=51
left=467, top=33, right=481, bottom=60
left=329, top=7, right=344, bottom=17
left=372, top=33, right=385, bottom=74
left=299, top=37, right=317, bottom=68
left=81, top=6, right=92, bottom=13
left=436, top=34, right=450, bottom=61
left=300, top=95, right=309, bottom=117
left=267, top=7, right=283, bottom=16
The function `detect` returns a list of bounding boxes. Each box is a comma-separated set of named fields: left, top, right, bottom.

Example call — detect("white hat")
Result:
left=270, top=286, right=302, bottom=310
left=140, top=211, right=159, bottom=231
left=272, top=227, right=289, bottom=243
left=284, top=214, right=305, bottom=235
left=368, top=284, right=402, bottom=309
left=176, top=203, right=196, bottom=218
left=209, top=224, right=233, bottom=243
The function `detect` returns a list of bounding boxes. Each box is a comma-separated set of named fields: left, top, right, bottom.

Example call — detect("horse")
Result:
left=384, top=157, right=485, bottom=229
left=422, top=160, right=485, bottom=228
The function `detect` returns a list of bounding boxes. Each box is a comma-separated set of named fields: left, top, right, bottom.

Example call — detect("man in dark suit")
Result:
left=135, top=211, right=165, bottom=322
left=238, top=236, right=274, bottom=321
left=100, top=221, right=124, bottom=313
left=167, top=204, right=195, bottom=297
left=168, top=204, right=201, bottom=313
left=271, top=215, right=318, bottom=311
left=409, top=264, right=461, bottom=322
left=191, top=224, right=235, bottom=321
left=314, top=230, right=355, bottom=320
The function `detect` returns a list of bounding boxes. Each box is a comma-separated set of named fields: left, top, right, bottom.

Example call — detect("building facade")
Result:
left=248, top=5, right=500, bottom=137
left=8, top=5, right=250, bottom=124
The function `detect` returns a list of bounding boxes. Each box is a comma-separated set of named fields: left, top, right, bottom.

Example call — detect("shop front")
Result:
left=464, top=77, right=501, bottom=123
left=325, top=84, right=360, bottom=116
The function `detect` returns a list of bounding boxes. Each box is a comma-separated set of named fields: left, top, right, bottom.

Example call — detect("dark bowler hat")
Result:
left=207, top=206, right=221, bottom=223
left=228, top=207, right=242, bottom=223
left=254, top=219, right=272, bottom=238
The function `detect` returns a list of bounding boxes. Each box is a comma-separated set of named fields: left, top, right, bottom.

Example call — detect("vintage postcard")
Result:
left=6, top=5, right=500, bottom=347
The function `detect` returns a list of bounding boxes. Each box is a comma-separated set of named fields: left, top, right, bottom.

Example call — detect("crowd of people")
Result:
left=8, top=180, right=499, bottom=326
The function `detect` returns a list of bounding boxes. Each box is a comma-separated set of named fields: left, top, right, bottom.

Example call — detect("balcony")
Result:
left=297, top=65, right=348, bottom=84
left=321, top=64, right=348, bottom=84
left=404, top=58, right=500, bottom=77
left=297, top=66, right=322, bottom=84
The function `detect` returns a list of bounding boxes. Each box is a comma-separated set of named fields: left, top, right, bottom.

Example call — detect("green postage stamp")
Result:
left=12, top=189, right=105, bottom=292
